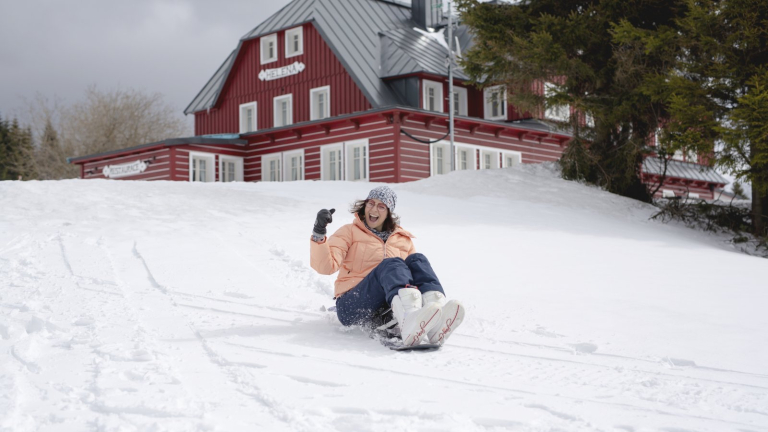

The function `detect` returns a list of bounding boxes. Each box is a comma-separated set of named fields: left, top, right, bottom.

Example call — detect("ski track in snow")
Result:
left=1, top=169, right=767, bottom=431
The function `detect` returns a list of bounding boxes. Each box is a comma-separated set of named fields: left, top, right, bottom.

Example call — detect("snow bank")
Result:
left=1, top=165, right=766, bottom=432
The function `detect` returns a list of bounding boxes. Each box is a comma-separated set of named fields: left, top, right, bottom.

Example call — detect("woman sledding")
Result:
left=309, top=185, right=465, bottom=347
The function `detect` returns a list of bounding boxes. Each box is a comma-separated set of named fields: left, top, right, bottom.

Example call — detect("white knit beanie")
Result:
left=366, top=186, right=397, bottom=212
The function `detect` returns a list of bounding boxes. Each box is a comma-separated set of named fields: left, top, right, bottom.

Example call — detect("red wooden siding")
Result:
left=414, top=74, right=535, bottom=122
left=81, top=147, right=172, bottom=181
left=242, top=118, right=397, bottom=183
left=397, top=117, right=566, bottom=182
left=73, top=108, right=572, bottom=184
left=174, top=144, right=248, bottom=181
left=194, top=23, right=371, bottom=136
left=643, top=174, right=718, bottom=200
left=78, top=144, right=249, bottom=182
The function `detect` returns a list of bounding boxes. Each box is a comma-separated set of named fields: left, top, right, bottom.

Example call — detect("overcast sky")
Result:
left=0, top=0, right=294, bottom=127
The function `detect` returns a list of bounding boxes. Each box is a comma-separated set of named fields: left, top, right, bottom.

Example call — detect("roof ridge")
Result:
left=241, top=0, right=316, bottom=41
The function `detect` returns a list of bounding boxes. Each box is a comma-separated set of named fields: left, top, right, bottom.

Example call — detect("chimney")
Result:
left=412, top=0, right=443, bottom=30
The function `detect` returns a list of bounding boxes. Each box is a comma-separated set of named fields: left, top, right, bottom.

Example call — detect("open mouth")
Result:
left=368, top=214, right=380, bottom=224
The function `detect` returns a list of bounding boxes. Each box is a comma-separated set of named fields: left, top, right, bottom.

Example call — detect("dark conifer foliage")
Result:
left=0, top=114, right=11, bottom=180
left=456, top=0, right=688, bottom=202
left=0, top=114, right=34, bottom=180
left=666, top=0, right=768, bottom=236
left=458, top=0, right=768, bottom=235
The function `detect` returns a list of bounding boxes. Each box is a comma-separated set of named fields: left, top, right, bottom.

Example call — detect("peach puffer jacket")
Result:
left=310, top=214, right=416, bottom=298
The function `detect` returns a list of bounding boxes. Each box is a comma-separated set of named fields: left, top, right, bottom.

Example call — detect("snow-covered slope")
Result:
left=1, top=165, right=766, bottom=432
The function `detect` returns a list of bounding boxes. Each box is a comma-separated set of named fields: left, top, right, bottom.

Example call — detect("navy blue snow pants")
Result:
left=335, top=253, right=445, bottom=326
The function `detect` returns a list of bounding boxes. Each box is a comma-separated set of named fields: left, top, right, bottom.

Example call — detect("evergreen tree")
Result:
left=0, top=115, right=7, bottom=179
left=0, top=114, right=16, bottom=180
left=456, top=0, right=689, bottom=202
left=663, top=0, right=768, bottom=236
left=0, top=113, right=37, bottom=180
left=732, top=181, right=748, bottom=200
left=9, top=119, right=36, bottom=180
left=34, top=118, right=70, bottom=180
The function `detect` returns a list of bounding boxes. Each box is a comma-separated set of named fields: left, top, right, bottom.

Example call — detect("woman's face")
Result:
left=364, top=199, right=388, bottom=231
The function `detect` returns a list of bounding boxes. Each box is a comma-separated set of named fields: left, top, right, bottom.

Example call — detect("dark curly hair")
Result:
left=350, top=199, right=400, bottom=232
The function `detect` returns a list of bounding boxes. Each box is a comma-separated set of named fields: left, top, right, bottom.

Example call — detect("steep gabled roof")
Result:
left=185, top=50, right=237, bottom=115
left=186, top=0, right=469, bottom=115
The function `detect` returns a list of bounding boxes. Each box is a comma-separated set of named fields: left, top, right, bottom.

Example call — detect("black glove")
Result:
left=313, top=208, right=335, bottom=236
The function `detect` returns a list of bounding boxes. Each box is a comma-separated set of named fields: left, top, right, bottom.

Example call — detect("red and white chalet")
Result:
left=69, top=0, right=727, bottom=199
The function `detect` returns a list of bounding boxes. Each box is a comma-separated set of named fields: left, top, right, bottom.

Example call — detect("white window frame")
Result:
left=501, top=151, right=522, bottom=168
left=544, top=82, right=570, bottom=122
left=285, top=26, right=304, bottom=58
left=283, top=149, right=305, bottom=182
left=310, top=86, right=331, bottom=121
left=455, top=144, right=477, bottom=171
left=239, top=102, right=257, bottom=134
left=452, top=86, right=468, bottom=117
left=261, top=153, right=282, bottom=182
left=261, top=34, right=278, bottom=64
left=320, top=144, right=344, bottom=181
left=423, top=79, right=444, bottom=113
left=480, top=149, right=501, bottom=170
left=218, top=155, right=244, bottom=183
left=484, top=85, right=507, bottom=120
left=189, top=152, right=215, bottom=183
left=346, top=139, right=370, bottom=182
left=430, top=141, right=452, bottom=176
left=273, top=94, right=293, bottom=128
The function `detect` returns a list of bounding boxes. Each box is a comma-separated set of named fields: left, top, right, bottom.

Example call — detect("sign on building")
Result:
left=259, top=62, right=306, bottom=81
left=102, top=160, right=148, bottom=178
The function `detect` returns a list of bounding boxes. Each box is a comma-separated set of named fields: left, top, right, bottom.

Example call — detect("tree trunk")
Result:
left=752, top=184, right=768, bottom=236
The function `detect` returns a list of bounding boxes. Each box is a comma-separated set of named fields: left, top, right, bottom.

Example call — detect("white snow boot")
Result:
left=422, top=291, right=465, bottom=345
left=390, top=287, right=442, bottom=347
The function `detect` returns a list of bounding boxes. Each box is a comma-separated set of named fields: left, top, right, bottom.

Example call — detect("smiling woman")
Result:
left=309, top=186, right=466, bottom=348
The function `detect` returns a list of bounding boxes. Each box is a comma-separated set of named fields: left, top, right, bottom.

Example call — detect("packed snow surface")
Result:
left=1, top=164, right=767, bottom=432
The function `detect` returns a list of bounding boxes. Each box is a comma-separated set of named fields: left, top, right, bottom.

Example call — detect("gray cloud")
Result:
left=0, top=0, right=288, bottom=127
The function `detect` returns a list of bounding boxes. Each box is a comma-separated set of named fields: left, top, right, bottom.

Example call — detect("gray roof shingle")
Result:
left=642, top=157, right=728, bottom=184
left=380, top=27, right=469, bottom=80
left=185, top=0, right=470, bottom=115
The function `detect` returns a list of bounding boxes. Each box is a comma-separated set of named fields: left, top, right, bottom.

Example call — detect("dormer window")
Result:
left=484, top=85, right=507, bottom=120
left=285, top=27, right=303, bottom=58
left=261, top=34, right=277, bottom=64
left=423, top=80, right=444, bottom=113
